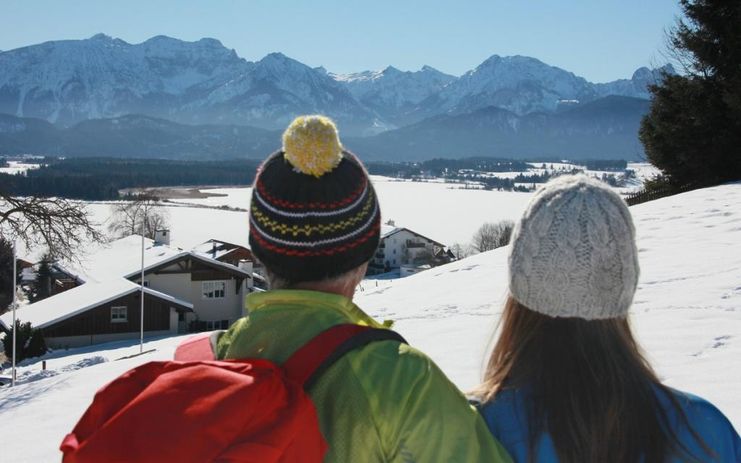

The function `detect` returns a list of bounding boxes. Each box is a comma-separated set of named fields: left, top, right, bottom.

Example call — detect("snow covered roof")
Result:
left=63, top=235, right=187, bottom=283
left=170, top=253, right=252, bottom=280
left=191, top=239, right=251, bottom=261
left=0, top=279, right=192, bottom=331
left=61, top=235, right=251, bottom=282
left=380, top=226, right=447, bottom=248
left=0, top=235, right=251, bottom=332
left=192, top=242, right=233, bottom=260
left=380, top=224, right=400, bottom=238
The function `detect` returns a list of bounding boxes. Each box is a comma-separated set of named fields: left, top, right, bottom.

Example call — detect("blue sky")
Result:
left=2, top=0, right=682, bottom=82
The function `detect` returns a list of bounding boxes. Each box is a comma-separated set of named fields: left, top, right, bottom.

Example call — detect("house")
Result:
left=192, top=239, right=266, bottom=289
left=368, top=224, right=456, bottom=276
left=18, top=260, right=83, bottom=295
left=192, top=239, right=256, bottom=268
left=50, top=264, right=84, bottom=295
left=0, top=279, right=193, bottom=347
left=0, top=233, right=256, bottom=348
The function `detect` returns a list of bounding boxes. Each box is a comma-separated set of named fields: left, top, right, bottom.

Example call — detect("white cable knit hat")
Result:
left=509, top=174, right=639, bottom=319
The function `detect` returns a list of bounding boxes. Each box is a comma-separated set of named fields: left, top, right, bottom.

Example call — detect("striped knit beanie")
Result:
left=249, top=115, right=381, bottom=283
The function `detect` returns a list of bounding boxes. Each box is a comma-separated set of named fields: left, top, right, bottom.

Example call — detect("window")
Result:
left=202, top=281, right=226, bottom=299
left=205, top=320, right=230, bottom=330
left=111, top=306, right=128, bottom=323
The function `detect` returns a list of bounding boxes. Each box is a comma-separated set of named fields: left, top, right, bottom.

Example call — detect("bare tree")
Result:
left=0, top=192, right=103, bottom=262
left=449, top=242, right=474, bottom=260
left=471, top=220, right=515, bottom=253
left=108, top=195, right=170, bottom=240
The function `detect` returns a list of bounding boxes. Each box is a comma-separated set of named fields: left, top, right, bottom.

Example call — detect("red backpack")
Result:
left=60, top=324, right=405, bottom=463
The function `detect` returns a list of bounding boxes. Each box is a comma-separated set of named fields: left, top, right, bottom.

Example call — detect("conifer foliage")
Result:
left=2, top=320, right=47, bottom=363
left=0, top=238, right=13, bottom=312
left=640, top=0, right=741, bottom=187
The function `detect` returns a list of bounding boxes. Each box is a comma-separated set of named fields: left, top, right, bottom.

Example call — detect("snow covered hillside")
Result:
left=1, top=183, right=739, bottom=462
left=358, top=182, right=741, bottom=418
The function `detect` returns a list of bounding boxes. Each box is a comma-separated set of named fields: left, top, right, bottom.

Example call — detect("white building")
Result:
left=368, top=224, right=455, bottom=275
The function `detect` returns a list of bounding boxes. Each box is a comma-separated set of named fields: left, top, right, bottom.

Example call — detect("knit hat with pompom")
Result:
left=508, top=174, right=639, bottom=320
left=249, top=115, right=381, bottom=282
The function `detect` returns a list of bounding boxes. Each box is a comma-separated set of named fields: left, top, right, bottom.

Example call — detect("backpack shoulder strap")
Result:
left=174, top=331, right=222, bottom=361
left=283, top=324, right=407, bottom=390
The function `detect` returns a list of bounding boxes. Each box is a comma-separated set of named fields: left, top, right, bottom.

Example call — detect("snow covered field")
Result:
left=75, top=176, right=533, bottom=258
left=15, top=175, right=534, bottom=269
left=0, top=161, right=41, bottom=175
left=155, top=164, right=658, bottom=249
left=41, top=163, right=656, bottom=263
left=1, top=182, right=739, bottom=462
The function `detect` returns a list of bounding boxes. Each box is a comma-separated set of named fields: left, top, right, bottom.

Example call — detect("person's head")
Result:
left=248, top=115, right=380, bottom=299
left=479, top=175, right=707, bottom=463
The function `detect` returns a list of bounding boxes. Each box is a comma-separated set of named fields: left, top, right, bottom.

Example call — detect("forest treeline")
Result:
left=0, top=158, right=262, bottom=200
left=0, top=156, right=628, bottom=200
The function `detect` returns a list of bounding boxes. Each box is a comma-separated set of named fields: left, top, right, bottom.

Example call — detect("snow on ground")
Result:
left=0, top=161, right=41, bottom=175
left=88, top=202, right=251, bottom=252
left=15, top=201, right=251, bottom=265
left=627, top=162, right=662, bottom=184
left=1, top=183, right=739, bottom=462
left=163, top=177, right=533, bottom=246
left=18, top=179, right=531, bottom=263
left=357, top=182, right=741, bottom=422
left=19, top=162, right=657, bottom=267
left=0, top=335, right=191, bottom=462
left=484, top=162, right=657, bottom=189
left=156, top=163, right=658, bottom=246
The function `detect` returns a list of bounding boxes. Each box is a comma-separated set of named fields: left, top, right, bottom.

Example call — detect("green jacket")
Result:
left=217, top=289, right=512, bottom=463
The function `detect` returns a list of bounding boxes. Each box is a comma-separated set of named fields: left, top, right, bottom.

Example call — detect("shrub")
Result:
left=2, top=320, right=47, bottom=363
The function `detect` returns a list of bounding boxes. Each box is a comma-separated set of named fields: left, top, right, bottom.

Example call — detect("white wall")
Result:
left=187, top=279, right=244, bottom=323
left=140, top=271, right=244, bottom=324
left=378, top=230, right=436, bottom=270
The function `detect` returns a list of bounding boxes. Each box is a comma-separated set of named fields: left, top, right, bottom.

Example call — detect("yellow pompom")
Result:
left=282, top=115, right=343, bottom=177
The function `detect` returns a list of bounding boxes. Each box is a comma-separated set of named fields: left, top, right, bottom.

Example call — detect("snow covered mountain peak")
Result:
left=631, top=63, right=675, bottom=81
left=90, top=33, right=115, bottom=41
left=593, top=63, right=677, bottom=99
left=0, top=34, right=677, bottom=136
left=330, top=64, right=456, bottom=124
left=420, top=53, right=595, bottom=116
left=0, top=34, right=254, bottom=124
left=262, top=51, right=289, bottom=61
left=420, top=64, right=442, bottom=73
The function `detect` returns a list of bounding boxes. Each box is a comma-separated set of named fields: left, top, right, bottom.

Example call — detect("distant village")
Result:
left=1, top=223, right=456, bottom=349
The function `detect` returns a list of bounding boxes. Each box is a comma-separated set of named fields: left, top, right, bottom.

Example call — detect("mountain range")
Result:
left=0, top=34, right=674, bottom=160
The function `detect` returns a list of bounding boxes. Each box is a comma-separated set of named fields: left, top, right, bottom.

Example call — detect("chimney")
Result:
left=154, top=229, right=170, bottom=246
left=239, top=260, right=254, bottom=290
left=238, top=259, right=253, bottom=274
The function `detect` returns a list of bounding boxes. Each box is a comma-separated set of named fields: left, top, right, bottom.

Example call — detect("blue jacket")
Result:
left=478, top=386, right=740, bottom=462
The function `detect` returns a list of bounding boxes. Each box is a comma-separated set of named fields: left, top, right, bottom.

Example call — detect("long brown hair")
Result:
left=477, top=297, right=711, bottom=463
